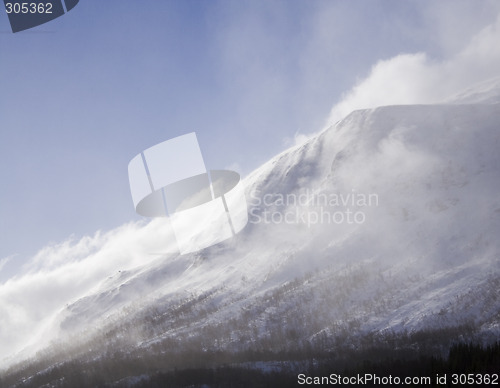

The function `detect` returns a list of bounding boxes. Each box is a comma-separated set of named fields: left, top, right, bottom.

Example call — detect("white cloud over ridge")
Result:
left=327, top=13, right=500, bottom=125
left=0, top=219, right=177, bottom=366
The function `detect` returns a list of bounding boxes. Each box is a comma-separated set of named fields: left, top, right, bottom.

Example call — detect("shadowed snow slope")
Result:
left=3, top=97, right=500, bottom=371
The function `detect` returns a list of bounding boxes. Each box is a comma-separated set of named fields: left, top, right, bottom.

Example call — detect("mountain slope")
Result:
left=59, top=102, right=500, bottom=347
left=3, top=97, right=500, bottom=383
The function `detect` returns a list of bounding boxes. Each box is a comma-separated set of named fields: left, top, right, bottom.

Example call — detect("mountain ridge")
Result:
left=56, top=101, right=500, bottom=348
left=2, top=91, right=500, bottom=382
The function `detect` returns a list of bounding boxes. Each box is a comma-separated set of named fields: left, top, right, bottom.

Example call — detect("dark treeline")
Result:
left=1, top=341, right=498, bottom=387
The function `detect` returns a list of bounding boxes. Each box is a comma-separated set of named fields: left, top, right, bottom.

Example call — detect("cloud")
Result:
left=326, top=13, right=500, bottom=125
left=0, top=219, right=178, bottom=366
left=282, top=131, right=313, bottom=149
left=0, top=256, right=12, bottom=274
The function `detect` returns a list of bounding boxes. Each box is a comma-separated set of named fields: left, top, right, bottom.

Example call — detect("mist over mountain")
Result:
left=1, top=80, right=499, bottom=386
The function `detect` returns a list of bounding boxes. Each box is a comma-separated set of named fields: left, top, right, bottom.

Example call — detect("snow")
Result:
left=2, top=81, right=500, bottom=371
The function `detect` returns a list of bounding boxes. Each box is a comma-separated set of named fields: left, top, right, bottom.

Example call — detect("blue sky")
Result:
left=1, top=0, right=500, bottom=281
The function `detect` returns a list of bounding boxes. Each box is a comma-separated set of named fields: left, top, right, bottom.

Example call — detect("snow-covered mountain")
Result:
left=3, top=82, right=500, bottom=383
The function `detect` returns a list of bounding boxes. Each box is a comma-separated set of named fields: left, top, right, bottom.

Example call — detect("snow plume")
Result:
left=0, top=256, right=13, bottom=274
left=0, top=219, right=176, bottom=366
left=327, top=13, right=500, bottom=125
